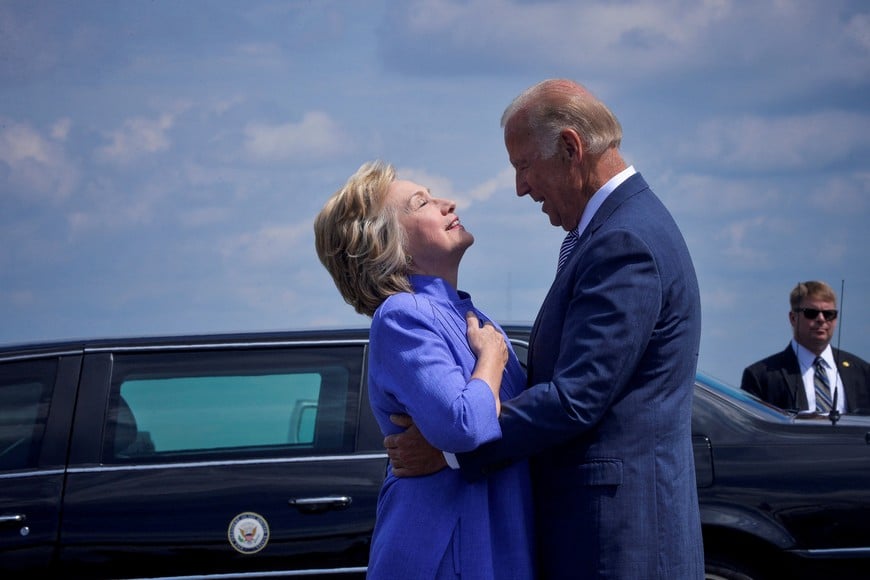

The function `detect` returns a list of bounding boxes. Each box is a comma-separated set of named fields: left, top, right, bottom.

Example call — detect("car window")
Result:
left=695, top=371, right=790, bottom=420
left=101, top=346, right=364, bottom=463
left=509, top=340, right=529, bottom=370
left=0, top=358, right=56, bottom=471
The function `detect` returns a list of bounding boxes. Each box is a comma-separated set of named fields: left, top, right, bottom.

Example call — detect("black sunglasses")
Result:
left=794, top=308, right=838, bottom=321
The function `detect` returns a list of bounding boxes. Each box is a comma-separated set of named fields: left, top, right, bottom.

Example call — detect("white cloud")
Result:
left=659, top=172, right=781, bottom=215
left=384, top=1, right=868, bottom=92
left=179, top=206, right=232, bottom=228
left=210, top=95, right=246, bottom=115
left=700, top=285, right=738, bottom=311
left=0, top=117, right=78, bottom=201
left=65, top=175, right=168, bottom=235
left=66, top=192, right=154, bottom=235
left=845, top=12, right=870, bottom=51
left=716, top=215, right=772, bottom=268
left=96, top=113, right=175, bottom=164
left=220, top=222, right=310, bottom=265
left=679, top=111, right=870, bottom=171
left=815, top=236, right=849, bottom=264
left=810, top=172, right=870, bottom=214
left=468, top=166, right=514, bottom=202
left=51, top=118, right=72, bottom=140
left=395, top=165, right=514, bottom=211
left=0, top=120, right=50, bottom=163
left=243, top=111, right=350, bottom=162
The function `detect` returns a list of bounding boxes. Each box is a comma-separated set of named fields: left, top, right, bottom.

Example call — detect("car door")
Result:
left=694, top=380, right=870, bottom=574
left=0, top=353, right=80, bottom=575
left=761, top=415, right=870, bottom=553
left=58, top=339, right=387, bottom=579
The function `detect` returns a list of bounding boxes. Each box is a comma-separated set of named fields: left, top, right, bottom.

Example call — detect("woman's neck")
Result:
left=412, top=269, right=458, bottom=290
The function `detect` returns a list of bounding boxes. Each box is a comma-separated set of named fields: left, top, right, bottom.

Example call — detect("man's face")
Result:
left=790, top=296, right=838, bottom=355
left=504, top=119, right=585, bottom=232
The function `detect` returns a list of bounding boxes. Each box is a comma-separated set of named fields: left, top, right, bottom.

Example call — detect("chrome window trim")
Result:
left=0, top=337, right=370, bottom=361
left=0, top=453, right=386, bottom=479
left=69, top=452, right=388, bottom=474
left=791, top=547, right=870, bottom=558
left=0, top=349, right=82, bottom=362
left=85, top=338, right=369, bottom=353
left=0, top=468, right=65, bottom=480
left=128, top=565, right=367, bottom=579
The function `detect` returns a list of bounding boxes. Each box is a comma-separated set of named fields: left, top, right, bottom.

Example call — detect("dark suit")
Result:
left=459, top=173, right=704, bottom=579
left=741, top=345, right=870, bottom=413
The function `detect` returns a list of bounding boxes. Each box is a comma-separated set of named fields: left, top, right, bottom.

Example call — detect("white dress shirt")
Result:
left=792, top=340, right=846, bottom=413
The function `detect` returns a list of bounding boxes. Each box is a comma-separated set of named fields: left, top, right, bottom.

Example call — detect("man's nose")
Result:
left=516, top=177, right=529, bottom=197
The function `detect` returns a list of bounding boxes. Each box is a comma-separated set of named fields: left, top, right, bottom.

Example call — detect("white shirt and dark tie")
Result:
left=556, top=165, right=637, bottom=274
left=793, top=340, right=846, bottom=413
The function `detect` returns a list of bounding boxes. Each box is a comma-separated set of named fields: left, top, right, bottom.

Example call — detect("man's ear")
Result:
left=561, top=129, right=582, bottom=162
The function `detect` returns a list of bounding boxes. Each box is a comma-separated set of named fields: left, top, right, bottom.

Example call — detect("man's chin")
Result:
left=809, top=340, right=831, bottom=353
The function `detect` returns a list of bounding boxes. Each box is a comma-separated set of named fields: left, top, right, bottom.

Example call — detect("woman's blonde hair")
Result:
left=314, top=160, right=412, bottom=317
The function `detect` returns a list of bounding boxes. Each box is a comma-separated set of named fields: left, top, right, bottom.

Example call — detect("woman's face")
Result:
left=385, top=178, right=473, bottom=277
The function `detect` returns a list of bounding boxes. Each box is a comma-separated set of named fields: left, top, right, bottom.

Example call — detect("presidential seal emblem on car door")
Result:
left=227, top=512, right=270, bottom=554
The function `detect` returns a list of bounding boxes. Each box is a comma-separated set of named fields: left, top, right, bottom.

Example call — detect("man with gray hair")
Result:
left=386, top=78, right=705, bottom=579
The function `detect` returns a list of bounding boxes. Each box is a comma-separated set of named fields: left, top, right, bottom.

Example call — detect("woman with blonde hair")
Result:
left=314, top=161, right=534, bottom=579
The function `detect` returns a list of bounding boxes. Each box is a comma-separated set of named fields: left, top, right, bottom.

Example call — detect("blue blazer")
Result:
left=741, top=345, right=870, bottom=413
left=367, top=276, right=535, bottom=579
left=459, top=173, right=704, bottom=579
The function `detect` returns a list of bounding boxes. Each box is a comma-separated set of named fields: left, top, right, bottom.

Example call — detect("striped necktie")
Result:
left=813, top=356, right=833, bottom=412
left=557, top=230, right=579, bottom=273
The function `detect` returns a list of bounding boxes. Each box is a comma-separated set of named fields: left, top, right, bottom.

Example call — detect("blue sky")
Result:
left=1, top=0, right=868, bottom=386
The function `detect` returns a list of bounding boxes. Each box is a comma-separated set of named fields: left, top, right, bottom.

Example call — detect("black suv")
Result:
left=1, top=327, right=869, bottom=579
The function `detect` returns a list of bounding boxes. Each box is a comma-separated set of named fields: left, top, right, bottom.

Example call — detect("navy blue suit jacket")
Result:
left=741, top=345, right=870, bottom=413
left=459, top=173, right=704, bottom=579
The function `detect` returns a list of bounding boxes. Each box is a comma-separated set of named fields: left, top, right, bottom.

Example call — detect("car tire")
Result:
left=704, top=555, right=767, bottom=580
left=705, top=563, right=755, bottom=580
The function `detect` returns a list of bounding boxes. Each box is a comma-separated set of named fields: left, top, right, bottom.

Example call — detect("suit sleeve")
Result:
left=458, top=227, right=662, bottom=477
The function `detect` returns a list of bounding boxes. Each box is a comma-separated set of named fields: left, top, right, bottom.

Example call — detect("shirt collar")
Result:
left=409, top=274, right=470, bottom=304
left=573, top=165, right=636, bottom=238
left=791, top=339, right=835, bottom=371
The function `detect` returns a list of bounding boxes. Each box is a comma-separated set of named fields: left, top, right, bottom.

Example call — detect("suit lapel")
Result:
left=833, top=348, right=860, bottom=412
left=529, top=173, right=649, bottom=388
left=780, top=346, right=808, bottom=410
left=576, top=172, right=648, bottom=251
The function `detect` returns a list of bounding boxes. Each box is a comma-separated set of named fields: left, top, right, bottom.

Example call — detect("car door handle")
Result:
left=0, top=514, right=26, bottom=525
left=288, top=496, right=353, bottom=514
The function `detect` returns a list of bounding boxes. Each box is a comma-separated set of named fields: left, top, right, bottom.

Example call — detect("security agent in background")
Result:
left=741, top=280, right=870, bottom=414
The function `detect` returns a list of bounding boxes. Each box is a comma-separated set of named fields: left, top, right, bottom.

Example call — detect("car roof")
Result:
left=0, top=323, right=538, bottom=360
left=0, top=327, right=374, bottom=360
